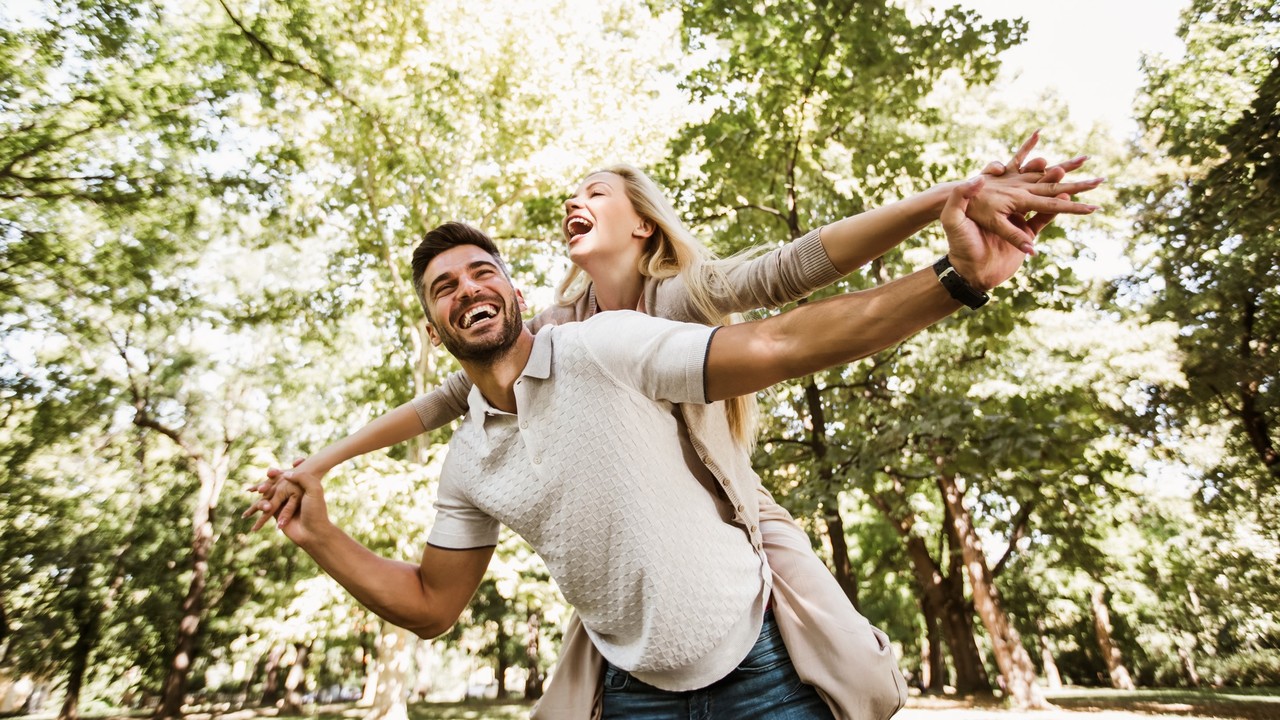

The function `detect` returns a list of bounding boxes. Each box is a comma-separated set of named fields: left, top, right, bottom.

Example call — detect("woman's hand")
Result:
left=969, top=131, right=1102, bottom=254
left=243, top=456, right=314, bottom=531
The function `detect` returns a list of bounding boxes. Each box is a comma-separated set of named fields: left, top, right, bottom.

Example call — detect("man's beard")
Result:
left=437, top=293, right=524, bottom=365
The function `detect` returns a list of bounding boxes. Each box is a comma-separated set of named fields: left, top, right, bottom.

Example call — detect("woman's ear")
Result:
left=633, top=218, right=655, bottom=240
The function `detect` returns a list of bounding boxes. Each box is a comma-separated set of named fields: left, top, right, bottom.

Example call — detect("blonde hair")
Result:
left=555, top=164, right=760, bottom=449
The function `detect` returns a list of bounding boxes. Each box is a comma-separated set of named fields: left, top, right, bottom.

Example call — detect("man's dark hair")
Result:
left=411, top=222, right=509, bottom=319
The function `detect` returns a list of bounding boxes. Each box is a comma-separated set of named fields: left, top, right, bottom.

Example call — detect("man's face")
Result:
left=422, top=245, right=525, bottom=363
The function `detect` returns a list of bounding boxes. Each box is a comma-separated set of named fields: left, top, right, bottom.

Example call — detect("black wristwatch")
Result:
left=933, top=256, right=989, bottom=309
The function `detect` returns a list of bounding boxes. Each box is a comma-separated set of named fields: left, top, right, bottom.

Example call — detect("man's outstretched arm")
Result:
left=705, top=177, right=1051, bottom=402
left=279, top=471, right=493, bottom=639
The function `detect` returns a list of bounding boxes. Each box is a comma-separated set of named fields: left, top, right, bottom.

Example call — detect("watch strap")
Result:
left=933, top=256, right=990, bottom=309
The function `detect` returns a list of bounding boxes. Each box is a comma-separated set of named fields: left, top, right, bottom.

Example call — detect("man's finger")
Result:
left=942, top=177, right=983, bottom=230
left=981, top=160, right=1005, bottom=176
left=292, top=457, right=306, bottom=468
left=992, top=215, right=1035, bottom=254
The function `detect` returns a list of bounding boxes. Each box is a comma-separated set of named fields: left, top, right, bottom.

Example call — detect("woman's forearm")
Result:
left=818, top=182, right=958, bottom=274
left=306, top=400, right=427, bottom=473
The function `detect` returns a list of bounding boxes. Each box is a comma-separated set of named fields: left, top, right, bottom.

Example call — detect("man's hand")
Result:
left=943, top=177, right=1030, bottom=292
left=273, top=471, right=331, bottom=548
left=243, top=456, right=314, bottom=532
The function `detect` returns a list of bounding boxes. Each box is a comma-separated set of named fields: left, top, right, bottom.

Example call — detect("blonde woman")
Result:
left=249, top=135, right=1099, bottom=719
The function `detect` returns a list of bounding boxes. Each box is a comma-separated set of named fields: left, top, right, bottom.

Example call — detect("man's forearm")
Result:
left=819, top=184, right=956, bottom=274
left=307, top=401, right=427, bottom=473
left=298, top=523, right=443, bottom=635
left=706, top=268, right=962, bottom=401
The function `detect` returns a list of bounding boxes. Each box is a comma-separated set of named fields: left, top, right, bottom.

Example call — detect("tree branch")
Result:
left=992, top=499, right=1035, bottom=577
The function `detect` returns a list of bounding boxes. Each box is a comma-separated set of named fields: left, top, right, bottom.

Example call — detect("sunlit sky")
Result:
left=944, top=0, right=1189, bottom=138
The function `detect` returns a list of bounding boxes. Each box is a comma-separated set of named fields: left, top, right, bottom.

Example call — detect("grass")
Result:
left=1044, top=686, right=1280, bottom=719
left=49, top=687, right=1280, bottom=720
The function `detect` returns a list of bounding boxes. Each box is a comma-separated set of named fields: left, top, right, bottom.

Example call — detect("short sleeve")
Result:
left=576, top=311, right=717, bottom=405
left=427, top=475, right=500, bottom=550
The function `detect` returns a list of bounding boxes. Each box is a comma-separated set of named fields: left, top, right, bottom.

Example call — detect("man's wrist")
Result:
left=933, top=256, right=990, bottom=308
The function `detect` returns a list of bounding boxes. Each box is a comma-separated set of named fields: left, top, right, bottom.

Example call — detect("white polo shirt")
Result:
left=428, top=311, right=769, bottom=691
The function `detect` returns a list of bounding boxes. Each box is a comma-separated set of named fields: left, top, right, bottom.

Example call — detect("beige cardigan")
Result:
left=411, top=229, right=906, bottom=720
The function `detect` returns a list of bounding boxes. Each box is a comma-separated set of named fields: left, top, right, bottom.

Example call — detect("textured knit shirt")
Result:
left=427, top=313, right=770, bottom=691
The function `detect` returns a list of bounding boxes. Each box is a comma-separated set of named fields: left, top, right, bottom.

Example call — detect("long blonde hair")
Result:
left=555, top=164, right=759, bottom=449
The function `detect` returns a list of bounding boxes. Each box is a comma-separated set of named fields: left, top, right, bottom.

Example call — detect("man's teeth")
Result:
left=462, top=305, right=497, bottom=328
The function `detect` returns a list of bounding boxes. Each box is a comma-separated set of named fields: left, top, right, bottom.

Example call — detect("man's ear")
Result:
left=425, top=320, right=443, bottom=347
left=515, top=288, right=528, bottom=314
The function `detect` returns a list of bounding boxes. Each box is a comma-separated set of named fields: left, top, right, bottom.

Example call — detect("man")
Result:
left=271, top=178, right=1029, bottom=718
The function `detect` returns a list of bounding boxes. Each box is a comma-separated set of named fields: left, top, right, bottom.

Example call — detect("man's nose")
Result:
left=456, top=274, right=483, bottom=297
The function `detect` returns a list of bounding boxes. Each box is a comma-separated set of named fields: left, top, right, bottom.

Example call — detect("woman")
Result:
left=248, top=134, right=1099, bottom=718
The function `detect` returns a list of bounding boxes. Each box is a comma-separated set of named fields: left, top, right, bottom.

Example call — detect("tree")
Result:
left=1133, top=0, right=1280, bottom=508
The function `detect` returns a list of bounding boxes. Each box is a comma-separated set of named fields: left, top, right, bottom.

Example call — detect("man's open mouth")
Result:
left=459, top=303, right=499, bottom=329
left=566, top=216, right=593, bottom=241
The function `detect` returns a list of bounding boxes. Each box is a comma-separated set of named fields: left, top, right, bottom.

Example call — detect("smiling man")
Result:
left=273, top=177, right=1029, bottom=719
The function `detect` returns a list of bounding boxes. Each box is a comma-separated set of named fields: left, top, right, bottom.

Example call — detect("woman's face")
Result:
left=562, top=172, right=652, bottom=273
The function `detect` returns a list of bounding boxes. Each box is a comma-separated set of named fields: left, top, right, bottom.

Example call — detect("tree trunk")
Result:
left=1090, top=584, right=1135, bottom=690
left=1035, top=620, right=1063, bottom=691
left=278, top=642, right=311, bottom=714
left=364, top=622, right=414, bottom=720
left=942, top=514, right=992, bottom=695
left=524, top=611, right=543, bottom=700
left=154, top=454, right=229, bottom=720
left=937, top=470, right=1046, bottom=709
left=261, top=644, right=287, bottom=706
left=1179, top=646, right=1201, bottom=687
left=58, top=567, right=98, bottom=720
left=939, top=590, right=991, bottom=695
left=802, top=379, right=859, bottom=607
left=901, top=537, right=950, bottom=694
left=872, top=492, right=989, bottom=695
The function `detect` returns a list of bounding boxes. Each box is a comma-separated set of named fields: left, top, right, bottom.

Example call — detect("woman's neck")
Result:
left=587, top=264, right=645, bottom=312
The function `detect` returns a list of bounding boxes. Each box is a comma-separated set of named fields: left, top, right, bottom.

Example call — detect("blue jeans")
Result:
left=601, top=612, right=836, bottom=719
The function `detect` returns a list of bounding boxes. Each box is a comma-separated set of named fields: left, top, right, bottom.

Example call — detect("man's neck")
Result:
left=458, top=329, right=536, bottom=414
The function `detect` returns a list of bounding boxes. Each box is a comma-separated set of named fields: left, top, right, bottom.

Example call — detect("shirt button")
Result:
left=520, top=420, right=528, bottom=429
left=720, top=478, right=730, bottom=487
left=736, top=504, right=745, bottom=512
left=533, top=456, right=541, bottom=464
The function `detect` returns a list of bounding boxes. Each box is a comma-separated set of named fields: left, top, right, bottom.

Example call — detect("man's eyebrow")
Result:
left=428, top=260, right=501, bottom=294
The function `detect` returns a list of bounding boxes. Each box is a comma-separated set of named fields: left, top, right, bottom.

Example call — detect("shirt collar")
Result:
left=464, top=328, right=554, bottom=424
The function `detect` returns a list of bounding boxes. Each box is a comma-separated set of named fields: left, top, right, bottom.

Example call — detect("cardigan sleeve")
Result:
left=651, top=227, right=845, bottom=322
